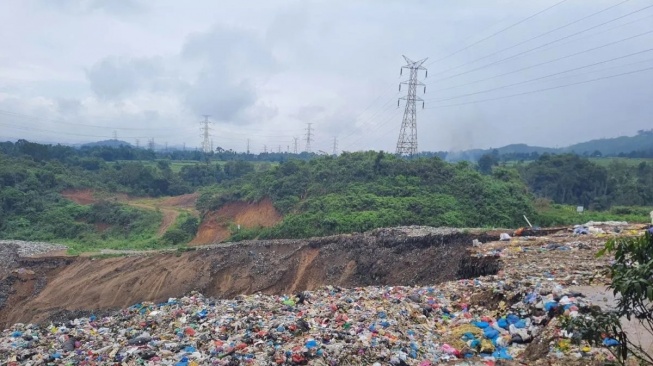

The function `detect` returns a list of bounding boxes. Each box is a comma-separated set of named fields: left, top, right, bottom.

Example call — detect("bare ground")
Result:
left=190, top=198, right=282, bottom=245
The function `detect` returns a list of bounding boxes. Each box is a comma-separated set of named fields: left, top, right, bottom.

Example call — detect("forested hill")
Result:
left=563, top=129, right=653, bottom=155
left=197, top=151, right=536, bottom=238
left=442, top=129, right=653, bottom=162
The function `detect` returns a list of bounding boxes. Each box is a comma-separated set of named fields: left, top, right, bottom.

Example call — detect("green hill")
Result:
left=198, top=151, right=536, bottom=239
left=564, top=130, right=653, bottom=155
left=443, top=130, right=653, bottom=161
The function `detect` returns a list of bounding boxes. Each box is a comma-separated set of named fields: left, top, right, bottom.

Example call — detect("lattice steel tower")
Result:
left=200, top=115, right=212, bottom=153
left=396, top=56, right=427, bottom=156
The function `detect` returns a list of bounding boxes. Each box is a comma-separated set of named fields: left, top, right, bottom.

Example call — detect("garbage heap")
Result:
left=0, top=223, right=643, bottom=365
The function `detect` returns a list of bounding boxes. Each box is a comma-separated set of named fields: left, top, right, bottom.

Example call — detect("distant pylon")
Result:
left=148, top=138, right=155, bottom=151
left=263, top=145, right=267, bottom=154
left=200, top=115, right=212, bottom=153
left=112, top=130, right=118, bottom=140
left=332, top=137, right=338, bottom=155
left=305, top=123, right=313, bottom=153
left=293, top=137, right=298, bottom=154
left=135, top=139, right=140, bottom=148
left=247, top=139, right=250, bottom=154
left=396, top=55, right=427, bottom=156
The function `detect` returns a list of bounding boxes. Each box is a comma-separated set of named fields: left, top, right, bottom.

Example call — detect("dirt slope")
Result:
left=0, top=228, right=499, bottom=328
left=191, top=198, right=282, bottom=245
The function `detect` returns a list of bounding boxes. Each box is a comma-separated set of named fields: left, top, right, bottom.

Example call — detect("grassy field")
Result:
left=588, top=157, right=653, bottom=167
left=533, top=203, right=652, bottom=227
left=502, top=157, right=653, bottom=167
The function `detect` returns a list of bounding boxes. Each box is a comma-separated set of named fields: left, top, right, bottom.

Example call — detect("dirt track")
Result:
left=0, top=227, right=499, bottom=328
left=61, top=190, right=200, bottom=238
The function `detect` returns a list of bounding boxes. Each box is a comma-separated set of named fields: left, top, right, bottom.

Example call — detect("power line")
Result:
left=343, top=64, right=653, bottom=153
left=425, top=0, right=569, bottom=67
left=426, top=27, right=653, bottom=95
left=0, top=110, right=188, bottom=131
left=424, top=65, right=653, bottom=110
left=425, top=47, right=653, bottom=103
left=427, top=0, right=632, bottom=75
left=427, top=3, right=653, bottom=85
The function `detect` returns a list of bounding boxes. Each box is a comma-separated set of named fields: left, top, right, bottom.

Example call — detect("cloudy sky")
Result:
left=1, top=0, right=652, bottom=153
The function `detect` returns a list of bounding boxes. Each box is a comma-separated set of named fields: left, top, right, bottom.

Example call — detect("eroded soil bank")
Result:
left=0, top=227, right=500, bottom=328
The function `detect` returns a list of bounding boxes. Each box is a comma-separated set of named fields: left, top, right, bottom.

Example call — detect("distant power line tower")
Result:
left=148, top=138, right=155, bottom=151
left=112, top=130, right=118, bottom=140
left=396, top=55, right=427, bottom=156
left=305, top=123, right=313, bottom=153
left=247, top=139, right=250, bottom=154
left=293, top=137, right=298, bottom=154
left=200, top=115, right=212, bottom=153
left=332, top=137, right=338, bottom=155
left=135, top=139, right=140, bottom=148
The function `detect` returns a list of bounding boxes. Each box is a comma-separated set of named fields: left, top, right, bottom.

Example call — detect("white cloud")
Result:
left=0, top=0, right=652, bottom=151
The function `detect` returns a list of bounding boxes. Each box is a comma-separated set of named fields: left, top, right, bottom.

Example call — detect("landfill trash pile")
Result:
left=0, top=282, right=613, bottom=366
left=1, top=224, right=649, bottom=365
left=0, top=241, right=67, bottom=258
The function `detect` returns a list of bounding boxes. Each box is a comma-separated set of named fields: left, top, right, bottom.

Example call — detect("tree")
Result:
left=564, top=232, right=653, bottom=365
left=477, top=153, right=498, bottom=175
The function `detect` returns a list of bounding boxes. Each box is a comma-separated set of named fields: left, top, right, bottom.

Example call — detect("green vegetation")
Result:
left=2, top=139, right=653, bottom=249
left=519, top=154, right=653, bottom=209
left=162, top=213, right=199, bottom=245
left=563, top=232, right=653, bottom=365
left=199, top=152, right=536, bottom=238
left=533, top=202, right=651, bottom=227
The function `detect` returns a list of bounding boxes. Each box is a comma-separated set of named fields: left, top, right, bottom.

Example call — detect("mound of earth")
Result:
left=191, top=198, right=282, bottom=245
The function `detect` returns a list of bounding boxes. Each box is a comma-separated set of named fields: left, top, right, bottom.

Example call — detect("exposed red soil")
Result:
left=159, top=193, right=198, bottom=211
left=61, top=189, right=97, bottom=205
left=158, top=209, right=180, bottom=236
left=190, top=198, right=282, bottom=245
left=94, top=222, right=110, bottom=233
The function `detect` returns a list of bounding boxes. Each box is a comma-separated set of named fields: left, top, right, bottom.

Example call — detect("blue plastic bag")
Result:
left=483, top=327, right=499, bottom=339
left=492, top=348, right=513, bottom=360
left=506, top=314, right=519, bottom=324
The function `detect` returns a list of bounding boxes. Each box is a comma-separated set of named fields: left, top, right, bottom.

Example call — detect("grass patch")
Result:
left=533, top=203, right=651, bottom=227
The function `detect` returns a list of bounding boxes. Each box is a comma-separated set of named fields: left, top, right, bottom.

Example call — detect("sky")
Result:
left=1, top=0, right=652, bottom=153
